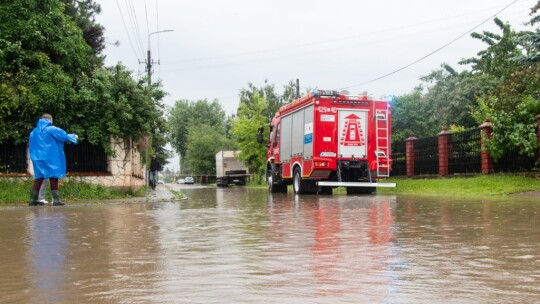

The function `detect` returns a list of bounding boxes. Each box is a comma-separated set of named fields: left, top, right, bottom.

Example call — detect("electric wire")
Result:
left=338, top=0, right=521, bottom=91
left=125, top=0, right=146, bottom=59
left=156, top=0, right=161, bottom=77
left=115, top=0, right=141, bottom=61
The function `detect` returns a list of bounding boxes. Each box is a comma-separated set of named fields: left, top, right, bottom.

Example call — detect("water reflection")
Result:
left=28, top=209, right=68, bottom=303
left=0, top=188, right=539, bottom=303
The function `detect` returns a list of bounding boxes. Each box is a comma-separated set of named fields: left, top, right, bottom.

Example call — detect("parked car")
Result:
left=184, top=176, right=194, bottom=184
left=177, top=178, right=185, bottom=184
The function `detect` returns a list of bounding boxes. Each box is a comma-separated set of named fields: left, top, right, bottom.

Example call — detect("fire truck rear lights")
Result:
left=320, top=152, right=336, bottom=157
left=314, top=161, right=329, bottom=167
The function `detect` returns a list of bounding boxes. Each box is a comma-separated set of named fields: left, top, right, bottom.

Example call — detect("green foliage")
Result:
left=238, top=80, right=297, bottom=122
left=460, top=18, right=521, bottom=79
left=231, top=94, right=269, bottom=175
left=184, top=124, right=229, bottom=174
left=474, top=65, right=540, bottom=159
left=0, top=0, right=166, bottom=157
left=392, top=89, right=437, bottom=141
left=0, top=0, right=91, bottom=143
left=61, top=65, right=167, bottom=155
left=168, top=98, right=227, bottom=170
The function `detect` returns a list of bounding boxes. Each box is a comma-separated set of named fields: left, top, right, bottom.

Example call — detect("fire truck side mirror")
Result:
left=257, top=127, right=264, bottom=144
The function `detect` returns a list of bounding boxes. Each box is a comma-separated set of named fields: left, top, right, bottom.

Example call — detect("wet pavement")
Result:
left=1, top=184, right=539, bottom=303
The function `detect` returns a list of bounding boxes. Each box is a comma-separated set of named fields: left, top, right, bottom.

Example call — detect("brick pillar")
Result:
left=406, top=136, right=418, bottom=177
left=479, top=120, right=493, bottom=175
left=438, top=128, right=451, bottom=176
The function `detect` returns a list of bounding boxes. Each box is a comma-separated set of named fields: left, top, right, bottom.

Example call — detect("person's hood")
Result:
left=36, top=118, right=52, bottom=131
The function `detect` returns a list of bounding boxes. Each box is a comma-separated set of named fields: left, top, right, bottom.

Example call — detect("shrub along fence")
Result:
left=391, top=115, right=540, bottom=177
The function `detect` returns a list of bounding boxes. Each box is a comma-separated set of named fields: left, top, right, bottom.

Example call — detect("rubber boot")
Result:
left=29, top=189, right=43, bottom=206
left=51, top=190, right=65, bottom=206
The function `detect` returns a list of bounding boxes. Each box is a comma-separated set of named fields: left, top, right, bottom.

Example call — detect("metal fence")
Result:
left=65, top=141, right=109, bottom=173
left=0, top=141, right=109, bottom=174
left=494, top=148, right=539, bottom=172
left=414, top=135, right=439, bottom=175
left=449, top=128, right=481, bottom=174
left=0, top=140, right=27, bottom=173
left=390, top=140, right=406, bottom=176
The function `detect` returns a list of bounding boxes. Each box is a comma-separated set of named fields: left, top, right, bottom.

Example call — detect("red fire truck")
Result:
left=257, top=89, right=396, bottom=195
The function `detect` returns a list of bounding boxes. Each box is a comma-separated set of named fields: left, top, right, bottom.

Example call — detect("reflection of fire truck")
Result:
left=257, top=89, right=396, bottom=195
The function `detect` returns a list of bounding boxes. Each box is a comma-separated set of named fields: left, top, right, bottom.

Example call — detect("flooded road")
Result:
left=1, top=185, right=539, bottom=303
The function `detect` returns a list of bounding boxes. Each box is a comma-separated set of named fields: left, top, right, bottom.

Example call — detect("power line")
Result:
left=338, top=0, right=521, bottom=91
left=124, top=0, right=146, bottom=59
left=115, top=0, right=141, bottom=61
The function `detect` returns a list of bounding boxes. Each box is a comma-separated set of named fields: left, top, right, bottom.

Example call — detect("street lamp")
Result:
left=144, top=29, right=173, bottom=196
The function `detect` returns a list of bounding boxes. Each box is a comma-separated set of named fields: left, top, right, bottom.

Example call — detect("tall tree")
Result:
left=61, top=0, right=105, bottom=57
left=184, top=124, right=229, bottom=174
left=231, top=94, right=268, bottom=178
left=168, top=99, right=227, bottom=171
left=238, top=80, right=297, bottom=122
left=0, top=0, right=91, bottom=142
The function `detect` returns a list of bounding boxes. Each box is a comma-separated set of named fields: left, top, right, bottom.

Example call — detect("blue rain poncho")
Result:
left=29, top=118, right=78, bottom=179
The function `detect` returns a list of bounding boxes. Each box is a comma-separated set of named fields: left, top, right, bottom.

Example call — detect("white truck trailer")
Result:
left=216, top=150, right=249, bottom=187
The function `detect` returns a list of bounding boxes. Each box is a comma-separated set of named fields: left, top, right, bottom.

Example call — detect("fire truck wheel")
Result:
left=293, top=167, right=303, bottom=194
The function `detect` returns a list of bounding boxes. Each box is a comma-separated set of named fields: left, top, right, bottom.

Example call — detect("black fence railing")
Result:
left=449, top=128, right=481, bottom=174
left=414, top=136, right=439, bottom=175
left=391, top=140, right=406, bottom=176
left=0, top=140, right=109, bottom=174
left=494, top=148, right=539, bottom=172
left=0, top=140, right=27, bottom=173
left=65, top=141, right=109, bottom=173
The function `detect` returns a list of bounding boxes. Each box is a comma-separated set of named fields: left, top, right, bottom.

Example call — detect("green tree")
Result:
left=64, top=64, right=167, bottom=155
left=231, top=94, right=268, bottom=177
left=0, top=0, right=92, bottom=142
left=392, top=88, right=437, bottom=141
left=168, top=99, right=227, bottom=171
left=475, top=64, right=540, bottom=159
left=184, top=124, right=229, bottom=175
left=61, top=0, right=105, bottom=57
left=238, top=79, right=297, bottom=122
left=463, top=14, right=540, bottom=159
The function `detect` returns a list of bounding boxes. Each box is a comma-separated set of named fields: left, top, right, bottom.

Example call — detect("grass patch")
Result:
left=0, top=178, right=144, bottom=206
left=245, top=174, right=540, bottom=197
left=377, top=175, right=540, bottom=197
left=169, top=189, right=186, bottom=199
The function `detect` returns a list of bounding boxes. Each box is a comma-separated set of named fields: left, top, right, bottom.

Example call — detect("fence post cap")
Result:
left=479, top=119, right=493, bottom=129
left=405, top=135, right=418, bottom=141
left=438, top=127, right=451, bottom=136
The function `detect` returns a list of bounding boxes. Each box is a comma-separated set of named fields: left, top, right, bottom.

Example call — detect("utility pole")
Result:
left=140, top=29, right=174, bottom=196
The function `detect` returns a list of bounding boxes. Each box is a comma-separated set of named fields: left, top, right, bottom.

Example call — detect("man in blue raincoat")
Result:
left=29, top=114, right=78, bottom=206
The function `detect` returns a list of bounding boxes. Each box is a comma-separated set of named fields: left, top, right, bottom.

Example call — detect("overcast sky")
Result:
left=95, top=0, right=537, bottom=169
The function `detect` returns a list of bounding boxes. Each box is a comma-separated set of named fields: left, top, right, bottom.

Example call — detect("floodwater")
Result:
left=0, top=186, right=539, bottom=304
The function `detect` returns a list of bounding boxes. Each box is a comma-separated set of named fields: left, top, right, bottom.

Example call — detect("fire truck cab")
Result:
left=258, top=89, right=396, bottom=195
